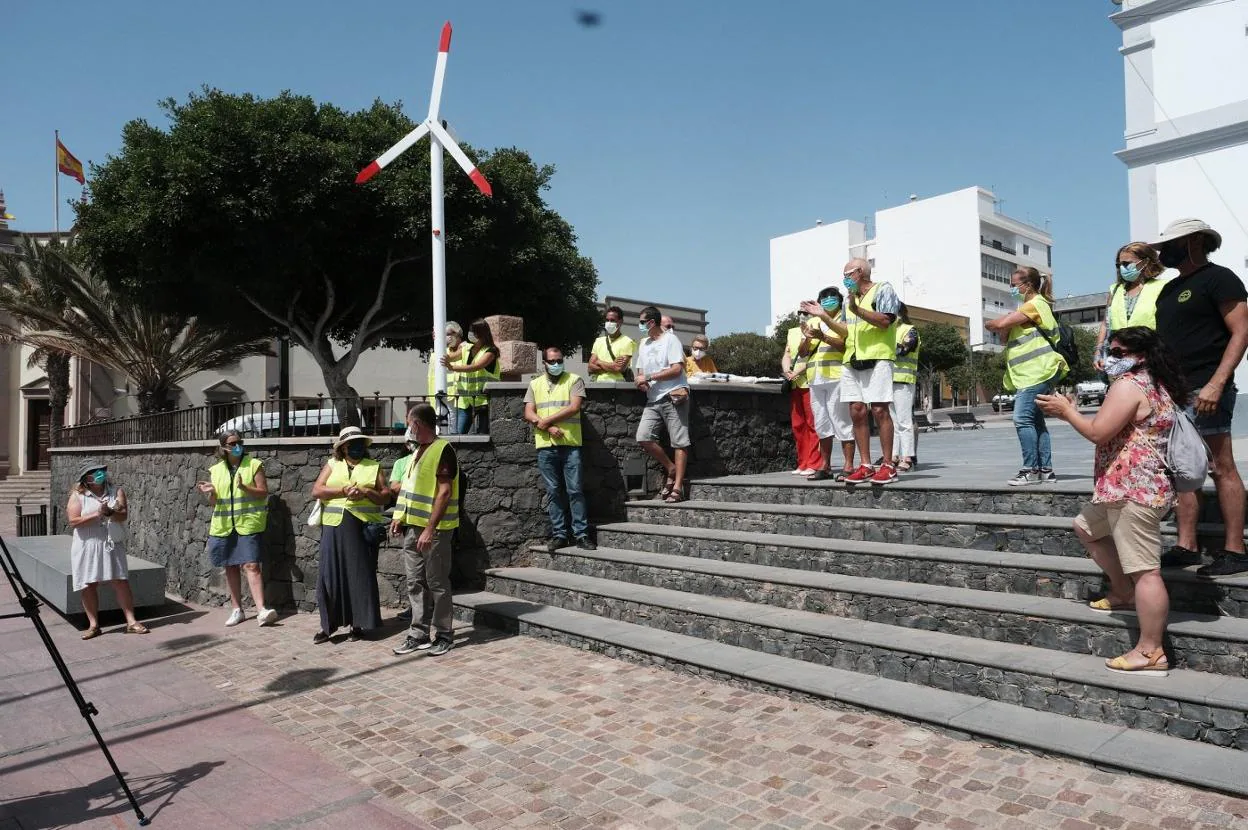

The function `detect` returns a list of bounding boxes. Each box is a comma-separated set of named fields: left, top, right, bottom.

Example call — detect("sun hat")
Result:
left=1152, top=218, right=1222, bottom=249
left=76, top=461, right=107, bottom=482
left=332, top=426, right=372, bottom=449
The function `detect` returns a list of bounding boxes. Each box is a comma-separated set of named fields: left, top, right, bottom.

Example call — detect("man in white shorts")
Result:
left=836, top=258, right=900, bottom=484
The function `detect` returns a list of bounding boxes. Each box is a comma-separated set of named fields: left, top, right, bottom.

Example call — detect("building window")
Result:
left=1022, top=244, right=1030, bottom=255
left=981, top=253, right=1014, bottom=285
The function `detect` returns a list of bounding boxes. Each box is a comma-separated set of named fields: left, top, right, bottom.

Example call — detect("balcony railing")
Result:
left=980, top=237, right=1017, bottom=256
left=56, top=394, right=460, bottom=447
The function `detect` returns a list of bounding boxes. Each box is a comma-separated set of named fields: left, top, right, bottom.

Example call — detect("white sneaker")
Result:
left=789, top=468, right=805, bottom=475
left=225, top=608, right=245, bottom=627
left=257, top=608, right=278, bottom=627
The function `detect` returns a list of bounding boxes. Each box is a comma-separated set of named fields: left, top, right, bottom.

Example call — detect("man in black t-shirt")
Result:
left=1153, top=218, right=1248, bottom=576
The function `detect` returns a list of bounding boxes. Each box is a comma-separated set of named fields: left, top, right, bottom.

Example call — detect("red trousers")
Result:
left=789, top=388, right=822, bottom=470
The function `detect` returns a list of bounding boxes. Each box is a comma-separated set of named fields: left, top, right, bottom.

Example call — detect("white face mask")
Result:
left=692, top=348, right=706, bottom=360
left=604, top=321, right=619, bottom=335
left=467, top=331, right=478, bottom=345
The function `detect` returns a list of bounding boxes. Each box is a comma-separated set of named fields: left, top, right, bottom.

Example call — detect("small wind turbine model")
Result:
left=356, top=21, right=492, bottom=420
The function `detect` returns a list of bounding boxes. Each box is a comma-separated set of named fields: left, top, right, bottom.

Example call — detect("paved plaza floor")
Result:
left=4, top=580, right=1248, bottom=830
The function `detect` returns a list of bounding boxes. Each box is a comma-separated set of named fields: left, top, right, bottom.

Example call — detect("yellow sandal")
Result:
left=1106, top=648, right=1168, bottom=677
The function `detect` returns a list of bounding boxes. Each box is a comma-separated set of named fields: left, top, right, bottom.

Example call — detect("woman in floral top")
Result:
left=1039, top=326, right=1189, bottom=677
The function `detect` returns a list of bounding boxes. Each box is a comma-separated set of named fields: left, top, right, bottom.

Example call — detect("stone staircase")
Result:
left=0, top=470, right=51, bottom=507
left=454, top=473, right=1248, bottom=796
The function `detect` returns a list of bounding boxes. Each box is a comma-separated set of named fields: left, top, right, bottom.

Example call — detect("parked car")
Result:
left=217, top=406, right=355, bottom=437
left=992, top=394, right=1015, bottom=413
left=1077, top=380, right=1108, bottom=407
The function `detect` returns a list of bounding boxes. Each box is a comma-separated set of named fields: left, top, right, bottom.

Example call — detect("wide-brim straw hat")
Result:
left=332, top=426, right=373, bottom=449
left=76, top=460, right=107, bottom=482
left=1152, top=218, right=1222, bottom=249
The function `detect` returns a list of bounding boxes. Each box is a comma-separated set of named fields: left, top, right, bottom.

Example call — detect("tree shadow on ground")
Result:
left=0, top=760, right=223, bottom=829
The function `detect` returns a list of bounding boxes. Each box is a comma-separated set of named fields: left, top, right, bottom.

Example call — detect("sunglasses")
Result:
left=1116, top=261, right=1136, bottom=268
left=1107, top=347, right=1131, bottom=359
left=225, top=440, right=243, bottom=447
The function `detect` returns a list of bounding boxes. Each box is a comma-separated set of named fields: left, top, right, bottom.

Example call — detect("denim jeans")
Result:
left=1012, top=381, right=1053, bottom=470
left=536, top=446, right=588, bottom=539
left=456, top=405, right=489, bottom=435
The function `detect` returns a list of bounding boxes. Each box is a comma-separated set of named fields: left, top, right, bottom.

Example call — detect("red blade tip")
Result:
left=470, top=169, right=493, bottom=197
left=439, top=22, right=452, bottom=53
left=355, top=161, right=381, bottom=184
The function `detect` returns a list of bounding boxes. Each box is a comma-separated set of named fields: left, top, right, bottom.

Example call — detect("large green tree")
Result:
left=74, top=89, right=601, bottom=402
left=914, top=323, right=966, bottom=406
left=0, top=240, right=271, bottom=413
left=711, top=332, right=785, bottom=378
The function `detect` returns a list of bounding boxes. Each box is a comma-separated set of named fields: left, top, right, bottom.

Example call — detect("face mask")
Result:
left=1010, top=285, right=1023, bottom=300
left=403, top=428, right=415, bottom=444
left=639, top=321, right=650, bottom=333
left=467, top=331, right=478, bottom=344
left=1158, top=241, right=1188, bottom=269
left=820, top=297, right=840, bottom=311
left=692, top=349, right=706, bottom=360
left=346, top=442, right=366, bottom=460
left=545, top=361, right=565, bottom=377
left=604, top=321, right=619, bottom=335
left=843, top=278, right=858, bottom=294
left=229, top=444, right=244, bottom=458
left=90, top=470, right=107, bottom=485
left=1103, top=355, right=1139, bottom=379
left=1118, top=263, right=1141, bottom=282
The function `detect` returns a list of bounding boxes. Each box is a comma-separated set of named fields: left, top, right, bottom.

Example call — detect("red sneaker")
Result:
left=871, top=464, right=898, bottom=484
left=844, top=464, right=875, bottom=484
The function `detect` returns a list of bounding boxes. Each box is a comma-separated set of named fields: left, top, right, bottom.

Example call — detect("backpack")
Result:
left=1147, top=392, right=1211, bottom=493
left=1051, top=323, right=1080, bottom=376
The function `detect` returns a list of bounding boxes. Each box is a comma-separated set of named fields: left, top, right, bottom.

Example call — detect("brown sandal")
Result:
left=658, top=472, right=677, bottom=500
left=81, top=627, right=101, bottom=640
left=125, top=623, right=150, bottom=634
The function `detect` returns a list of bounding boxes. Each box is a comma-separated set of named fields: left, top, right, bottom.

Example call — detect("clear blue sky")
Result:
left=2, top=0, right=1128, bottom=335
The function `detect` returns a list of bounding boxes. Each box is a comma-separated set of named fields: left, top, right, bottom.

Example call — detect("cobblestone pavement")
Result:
left=172, top=611, right=1248, bottom=830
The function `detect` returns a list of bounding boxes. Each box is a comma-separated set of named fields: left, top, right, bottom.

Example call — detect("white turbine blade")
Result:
left=428, top=21, right=452, bottom=119
left=355, top=121, right=430, bottom=183
left=429, top=120, right=492, bottom=196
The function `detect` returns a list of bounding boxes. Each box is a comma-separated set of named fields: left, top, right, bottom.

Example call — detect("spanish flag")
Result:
left=57, top=137, right=85, bottom=185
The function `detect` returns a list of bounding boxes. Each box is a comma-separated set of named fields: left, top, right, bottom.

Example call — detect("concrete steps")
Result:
left=0, top=473, right=52, bottom=506
left=453, top=591, right=1248, bottom=796
left=596, top=520, right=1248, bottom=618
left=468, top=470, right=1248, bottom=794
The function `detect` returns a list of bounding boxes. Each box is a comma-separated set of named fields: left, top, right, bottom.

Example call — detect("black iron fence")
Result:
left=56, top=395, right=463, bottom=448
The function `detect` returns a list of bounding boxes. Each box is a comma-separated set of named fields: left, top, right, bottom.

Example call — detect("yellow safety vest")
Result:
left=530, top=372, right=583, bottom=449
left=1108, top=279, right=1164, bottom=331
left=209, top=456, right=267, bottom=537
left=843, top=283, right=897, bottom=362
left=395, top=439, right=460, bottom=530
left=455, top=345, right=501, bottom=409
left=1003, top=295, right=1068, bottom=392
left=894, top=324, right=920, bottom=385
left=807, top=319, right=845, bottom=382
left=589, top=334, right=636, bottom=382
left=321, top=458, right=384, bottom=526
left=426, top=342, right=467, bottom=400
left=785, top=326, right=812, bottom=389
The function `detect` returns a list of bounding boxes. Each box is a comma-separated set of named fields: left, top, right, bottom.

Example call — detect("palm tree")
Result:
left=0, top=236, right=74, bottom=439
left=0, top=236, right=271, bottom=416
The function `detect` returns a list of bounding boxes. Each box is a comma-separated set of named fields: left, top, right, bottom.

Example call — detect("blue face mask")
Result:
left=820, top=297, right=840, bottom=312
left=1010, top=285, right=1023, bottom=300
left=843, top=278, right=858, bottom=294
left=545, top=361, right=565, bottom=377
left=639, top=321, right=650, bottom=333
left=346, top=441, right=366, bottom=460
left=229, top=444, right=243, bottom=459
left=91, top=470, right=107, bottom=485
left=1118, top=263, right=1141, bottom=282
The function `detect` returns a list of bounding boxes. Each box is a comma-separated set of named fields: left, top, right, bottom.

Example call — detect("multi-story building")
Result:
left=1054, top=292, right=1109, bottom=332
left=770, top=186, right=1052, bottom=352
left=1111, top=0, right=1248, bottom=388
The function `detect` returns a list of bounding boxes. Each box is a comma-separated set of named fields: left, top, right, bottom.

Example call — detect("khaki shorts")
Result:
left=1074, top=501, right=1169, bottom=574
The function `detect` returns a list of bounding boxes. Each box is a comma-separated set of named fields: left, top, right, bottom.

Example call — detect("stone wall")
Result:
left=49, top=382, right=794, bottom=611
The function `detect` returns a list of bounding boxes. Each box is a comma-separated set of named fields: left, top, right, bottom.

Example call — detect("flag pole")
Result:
left=54, top=129, right=60, bottom=236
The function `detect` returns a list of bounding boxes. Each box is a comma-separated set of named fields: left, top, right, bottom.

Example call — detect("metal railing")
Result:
left=56, top=394, right=467, bottom=447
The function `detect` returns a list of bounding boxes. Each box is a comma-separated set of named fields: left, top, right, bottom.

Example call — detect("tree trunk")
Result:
left=319, top=360, right=362, bottom=429
left=44, top=351, right=71, bottom=447
left=136, top=386, right=174, bottom=415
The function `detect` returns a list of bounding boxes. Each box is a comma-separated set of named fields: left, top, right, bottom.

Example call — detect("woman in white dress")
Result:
left=67, top=461, right=148, bottom=639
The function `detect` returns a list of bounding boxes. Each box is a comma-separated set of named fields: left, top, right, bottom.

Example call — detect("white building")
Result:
left=770, top=186, right=1053, bottom=350
left=1112, top=0, right=1248, bottom=387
